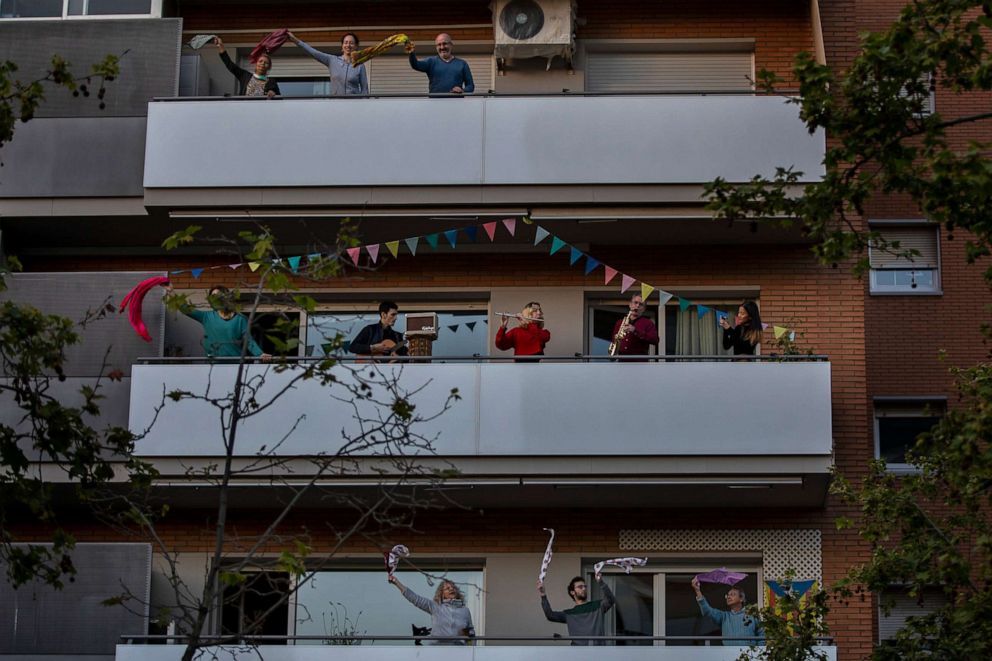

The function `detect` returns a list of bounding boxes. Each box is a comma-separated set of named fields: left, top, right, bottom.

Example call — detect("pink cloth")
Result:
left=119, top=276, right=169, bottom=342
left=249, top=28, right=289, bottom=63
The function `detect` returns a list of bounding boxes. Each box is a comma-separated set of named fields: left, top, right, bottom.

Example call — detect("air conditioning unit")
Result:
left=492, top=0, right=575, bottom=63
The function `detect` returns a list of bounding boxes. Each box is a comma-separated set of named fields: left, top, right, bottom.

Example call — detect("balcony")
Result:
left=116, top=642, right=837, bottom=661
left=142, top=94, right=825, bottom=210
left=128, top=357, right=833, bottom=507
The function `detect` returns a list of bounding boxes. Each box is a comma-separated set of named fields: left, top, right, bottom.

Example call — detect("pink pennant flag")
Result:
left=604, top=266, right=618, bottom=285
left=367, top=244, right=380, bottom=264
left=620, top=274, right=636, bottom=293
left=228, top=263, right=242, bottom=270
left=483, top=221, right=497, bottom=241
left=762, top=322, right=770, bottom=330
left=346, top=247, right=361, bottom=266
left=502, top=218, right=517, bottom=236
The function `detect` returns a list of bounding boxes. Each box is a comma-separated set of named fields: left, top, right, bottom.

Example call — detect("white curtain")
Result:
left=675, top=308, right=732, bottom=356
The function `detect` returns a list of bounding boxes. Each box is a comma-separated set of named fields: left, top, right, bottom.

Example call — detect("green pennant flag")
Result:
left=550, top=237, right=566, bottom=255
left=425, top=233, right=439, bottom=250
left=679, top=298, right=691, bottom=312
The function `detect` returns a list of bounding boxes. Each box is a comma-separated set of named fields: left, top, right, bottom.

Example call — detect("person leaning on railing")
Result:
left=388, top=575, right=475, bottom=645
left=213, top=36, right=281, bottom=98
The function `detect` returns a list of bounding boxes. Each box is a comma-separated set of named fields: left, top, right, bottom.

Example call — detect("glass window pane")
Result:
left=598, top=573, right=653, bottom=645
left=588, top=304, right=658, bottom=355
left=878, top=415, right=940, bottom=464
left=1, top=0, right=63, bottom=17
left=665, top=573, right=759, bottom=646
left=873, top=270, right=896, bottom=286
left=295, top=570, right=483, bottom=644
left=278, top=79, right=331, bottom=97
left=76, top=0, right=151, bottom=14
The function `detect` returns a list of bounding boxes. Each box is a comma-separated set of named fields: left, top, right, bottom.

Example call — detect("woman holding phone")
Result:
left=720, top=301, right=762, bottom=355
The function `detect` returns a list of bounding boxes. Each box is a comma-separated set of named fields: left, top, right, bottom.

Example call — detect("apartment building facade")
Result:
left=0, top=0, right=982, bottom=659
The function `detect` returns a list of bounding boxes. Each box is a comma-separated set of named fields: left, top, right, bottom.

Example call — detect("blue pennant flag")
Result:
left=444, top=230, right=458, bottom=248
left=307, top=253, right=321, bottom=262
left=463, top=226, right=478, bottom=242
left=697, top=304, right=711, bottom=319
left=404, top=236, right=419, bottom=256
left=569, top=247, right=583, bottom=265
left=190, top=268, right=204, bottom=279
left=287, top=256, right=301, bottom=272
left=584, top=257, right=601, bottom=275
left=766, top=581, right=789, bottom=599
left=791, top=580, right=815, bottom=597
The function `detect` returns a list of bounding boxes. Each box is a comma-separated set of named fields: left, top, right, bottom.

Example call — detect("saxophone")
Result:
left=608, top=311, right=633, bottom=356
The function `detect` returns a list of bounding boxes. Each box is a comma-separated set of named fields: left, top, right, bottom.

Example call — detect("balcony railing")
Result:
left=143, top=94, right=825, bottom=191
left=130, top=355, right=831, bottom=458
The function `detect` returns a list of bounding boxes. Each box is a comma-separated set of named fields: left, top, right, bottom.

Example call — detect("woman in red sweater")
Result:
left=495, top=302, right=550, bottom=359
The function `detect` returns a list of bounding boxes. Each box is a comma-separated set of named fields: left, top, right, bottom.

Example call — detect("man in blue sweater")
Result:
left=406, top=33, right=474, bottom=95
left=691, top=576, right=763, bottom=646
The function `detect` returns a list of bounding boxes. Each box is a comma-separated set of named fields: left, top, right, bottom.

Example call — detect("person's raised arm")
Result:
left=597, top=573, right=616, bottom=612
left=538, top=579, right=567, bottom=623
left=407, top=42, right=430, bottom=72
left=390, top=574, right=435, bottom=614
left=289, top=31, right=333, bottom=66
left=691, top=577, right=725, bottom=623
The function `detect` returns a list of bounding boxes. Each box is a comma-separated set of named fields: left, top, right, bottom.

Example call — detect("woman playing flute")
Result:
left=495, top=302, right=550, bottom=360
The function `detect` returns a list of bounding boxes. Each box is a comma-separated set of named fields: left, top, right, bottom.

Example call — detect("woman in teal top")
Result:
left=171, top=285, right=269, bottom=358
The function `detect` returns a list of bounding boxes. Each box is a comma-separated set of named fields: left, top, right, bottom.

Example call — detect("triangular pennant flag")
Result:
left=697, top=304, right=711, bottom=319
left=443, top=229, right=458, bottom=248
left=658, top=290, right=674, bottom=307
left=463, top=226, right=478, bottom=242
left=789, top=331, right=796, bottom=341
left=367, top=244, right=380, bottom=264
left=620, top=274, right=636, bottom=293
left=522, top=216, right=533, bottom=224
left=287, top=256, right=301, bottom=272
left=584, top=257, right=600, bottom=275
left=641, top=283, right=655, bottom=301
left=190, top=268, right=204, bottom=279
left=307, top=252, right=321, bottom=262
left=679, top=298, right=691, bottom=312
left=550, top=237, right=566, bottom=255
left=386, top=241, right=400, bottom=258
left=762, top=322, right=770, bottom=330
left=502, top=218, right=517, bottom=236
left=604, top=266, right=618, bottom=285
left=425, top=233, right=439, bottom=250
left=569, top=247, right=583, bottom=265
left=774, top=325, right=788, bottom=339
left=346, top=247, right=361, bottom=265
left=791, top=580, right=815, bottom=597
left=534, top=226, right=550, bottom=245
left=466, top=322, right=477, bottom=331
left=248, top=262, right=261, bottom=272
left=405, top=237, right=419, bottom=256
left=448, top=324, right=459, bottom=333
left=170, top=269, right=185, bottom=275
left=483, top=221, right=497, bottom=241
left=229, top=263, right=242, bottom=270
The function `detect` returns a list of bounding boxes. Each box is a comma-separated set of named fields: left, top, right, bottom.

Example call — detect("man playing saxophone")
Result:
left=609, top=294, right=659, bottom=358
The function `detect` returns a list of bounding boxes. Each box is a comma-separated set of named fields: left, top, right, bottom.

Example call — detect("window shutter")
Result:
left=878, top=588, right=948, bottom=641
left=244, top=53, right=328, bottom=77
left=369, top=54, right=493, bottom=94
left=870, top=227, right=939, bottom=269
left=585, top=52, right=754, bottom=93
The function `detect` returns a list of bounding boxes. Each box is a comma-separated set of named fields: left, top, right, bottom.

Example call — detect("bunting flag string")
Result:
left=158, top=216, right=803, bottom=341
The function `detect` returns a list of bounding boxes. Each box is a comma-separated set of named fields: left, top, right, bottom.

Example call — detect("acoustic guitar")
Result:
left=355, top=339, right=408, bottom=363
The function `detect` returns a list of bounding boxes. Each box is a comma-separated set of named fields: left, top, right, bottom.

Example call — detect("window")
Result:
left=585, top=51, right=754, bottom=93
left=874, top=401, right=944, bottom=470
left=878, top=587, right=947, bottom=644
left=587, top=563, right=761, bottom=646
left=1, top=0, right=159, bottom=18
left=306, top=310, right=488, bottom=358
left=899, top=72, right=936, bottom=117
left=294, top=568, right=484, bottom=644
left=587, top=297, right=740, bottom=356
left=587, top=299, right=659, bottom=355
left=869, top=225, right=940, bottom=294
left=221, top=572, right=291, bottom=641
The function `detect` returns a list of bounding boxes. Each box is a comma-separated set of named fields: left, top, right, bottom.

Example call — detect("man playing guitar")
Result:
left=349, top=301, right=410, bottom=359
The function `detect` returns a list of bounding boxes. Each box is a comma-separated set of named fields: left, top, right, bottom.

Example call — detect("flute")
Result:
left=495, top=312, right=544, bottom=324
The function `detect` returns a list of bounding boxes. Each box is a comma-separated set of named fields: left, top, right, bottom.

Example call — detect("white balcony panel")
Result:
left=129, top=362, right=831, bottom=458
left=117, top=645, right=837, bottom=661
left=143, top=96, right=825, bottom=189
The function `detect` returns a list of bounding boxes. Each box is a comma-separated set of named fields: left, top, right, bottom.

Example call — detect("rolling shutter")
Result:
left=586, top=52, right=753, bottom=93
left=369, top=54, right=493, bottom=94
left=869, top=227, right=939, bottom=269
left=259, top=53, right=329, bottom=78
left=878, top=588, right=947, bottom=641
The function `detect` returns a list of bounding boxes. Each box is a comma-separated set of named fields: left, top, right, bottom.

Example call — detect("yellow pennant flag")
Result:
left=522, top=216, right=534, bottom=225
left=773, top=325, right=789, bottom=339
left=351, top=33, right=409, bottom=66
left=640, top=282, right=655, bottom=301
left=248, top=262, right=261, bottom=272
left=386, top=240, right=400, bottom=258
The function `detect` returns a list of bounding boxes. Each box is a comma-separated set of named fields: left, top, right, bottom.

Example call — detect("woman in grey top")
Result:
left=288, top=31, right=368, bottom=95
left=389, top=575, right=475, bottom=645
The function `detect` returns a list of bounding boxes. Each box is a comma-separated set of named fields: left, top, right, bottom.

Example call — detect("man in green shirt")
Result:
left=538, top=571, right=615, bottom=645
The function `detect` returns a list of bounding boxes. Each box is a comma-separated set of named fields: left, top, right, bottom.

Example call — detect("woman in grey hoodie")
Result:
left=389, top=575, right=475, bottom=645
